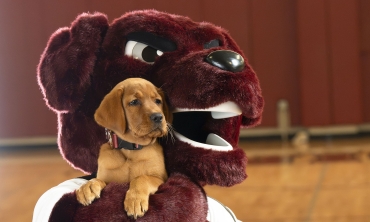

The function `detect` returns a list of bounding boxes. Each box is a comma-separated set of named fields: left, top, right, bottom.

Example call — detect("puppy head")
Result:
left=94, top=78, right=171, bottom=145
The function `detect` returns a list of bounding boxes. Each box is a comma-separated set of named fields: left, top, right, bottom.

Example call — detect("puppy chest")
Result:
left=98, top=158, right=164, bottom=184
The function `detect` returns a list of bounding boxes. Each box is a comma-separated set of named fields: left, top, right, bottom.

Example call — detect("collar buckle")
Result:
left=104, top=128, right=143, bottom=150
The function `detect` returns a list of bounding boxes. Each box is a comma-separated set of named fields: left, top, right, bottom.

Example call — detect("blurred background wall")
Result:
left=0, top=0, right=369, bottom=142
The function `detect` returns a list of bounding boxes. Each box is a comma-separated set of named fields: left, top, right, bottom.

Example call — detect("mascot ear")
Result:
left=37, top=12, right=109, bottom=113
left=157, top=88, right=173, bottom=124
left=94, top=86, right=126, bottom=134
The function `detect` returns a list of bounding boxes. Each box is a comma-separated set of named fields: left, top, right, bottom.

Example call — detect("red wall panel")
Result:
left=297, top=0, right=332, bottom=126
left=251, top=0, right=300, bottom=126
left=360, top=0, right=370, bottom=122
left=361, top=53, right=370, bottom=122
left=297, top=0, right=364, bottom=126
left=0, top=0, right=57, bottom=138
left=328, top=0, right=363, bottom=124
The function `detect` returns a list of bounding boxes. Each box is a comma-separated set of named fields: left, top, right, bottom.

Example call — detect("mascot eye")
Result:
left=125, top=40, right=164, bottom=64
left=204, top=39, right=220, bottom=49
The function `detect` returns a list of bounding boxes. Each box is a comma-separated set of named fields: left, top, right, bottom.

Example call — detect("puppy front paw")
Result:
left=76, top=178, right=106, bottom=206
left=124, top=189, right=149, bottom=219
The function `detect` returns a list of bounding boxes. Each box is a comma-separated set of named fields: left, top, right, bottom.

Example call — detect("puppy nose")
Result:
left=205, top=50, right=245, bottom=73
left=150, top=113, right=163, bottom=123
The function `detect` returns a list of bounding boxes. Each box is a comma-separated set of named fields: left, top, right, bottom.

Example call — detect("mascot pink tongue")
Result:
left=36, top=9, right=263, bottom=222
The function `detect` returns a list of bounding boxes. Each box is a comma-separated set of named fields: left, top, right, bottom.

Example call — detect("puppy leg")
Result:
left=124, top=175, right=164, bottom=219
left=76, top=178, right=106, bottom=206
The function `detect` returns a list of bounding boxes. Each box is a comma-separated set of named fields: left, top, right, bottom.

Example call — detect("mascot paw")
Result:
left=76, top=178, right=106, bottom=206
left=124, top=189, right=149, bottom=219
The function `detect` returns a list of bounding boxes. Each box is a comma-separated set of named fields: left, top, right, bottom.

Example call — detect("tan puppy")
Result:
left=76, top=78, right=171, bottom=219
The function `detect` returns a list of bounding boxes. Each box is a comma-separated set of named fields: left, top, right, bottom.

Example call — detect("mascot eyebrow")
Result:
left=126, top=32, right=177, bottom=52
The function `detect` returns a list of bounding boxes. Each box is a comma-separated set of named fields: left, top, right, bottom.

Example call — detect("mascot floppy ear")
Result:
left=37, top=13, right=109, bottom=113
left=94, top=84, right=126, bottom=134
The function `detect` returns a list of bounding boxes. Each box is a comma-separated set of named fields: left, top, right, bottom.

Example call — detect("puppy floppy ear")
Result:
left=157, top=88, right=173, bottom=124
left=94, top=87, right=126, bottom=134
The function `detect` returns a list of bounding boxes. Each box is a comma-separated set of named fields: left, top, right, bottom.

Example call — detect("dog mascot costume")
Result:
left=34, top=10, right=264, bottom=222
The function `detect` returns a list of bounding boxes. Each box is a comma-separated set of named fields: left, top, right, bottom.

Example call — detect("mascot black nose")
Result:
left=205, top=50, right=245, bottom=73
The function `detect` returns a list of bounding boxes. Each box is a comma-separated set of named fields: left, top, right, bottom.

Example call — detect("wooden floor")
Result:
left=1, top=136, right=370, bottom=222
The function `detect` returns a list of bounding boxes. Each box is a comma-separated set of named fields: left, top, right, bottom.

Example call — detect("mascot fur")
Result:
left=34, top=10, right=263, bottom=222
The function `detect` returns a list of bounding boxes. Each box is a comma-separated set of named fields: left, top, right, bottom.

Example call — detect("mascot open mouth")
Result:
left=172, top=101, right=242, bottom=152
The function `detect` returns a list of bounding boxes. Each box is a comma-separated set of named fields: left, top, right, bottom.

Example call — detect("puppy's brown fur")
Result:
left=76, top=78, right=171, bottom=219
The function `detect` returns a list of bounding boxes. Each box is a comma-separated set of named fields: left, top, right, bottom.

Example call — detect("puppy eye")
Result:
left=125, top=40, right=163, bottom=64
left=129, top=99, right=140, bottom=106
left=155, top=99, right=162, bottom=105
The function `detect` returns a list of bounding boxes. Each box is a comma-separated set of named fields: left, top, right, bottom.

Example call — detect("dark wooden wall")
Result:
left=0, top=0, right=369, bottom=138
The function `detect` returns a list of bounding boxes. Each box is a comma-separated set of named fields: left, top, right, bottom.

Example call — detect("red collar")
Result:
left=105, top=129, right=143, bottom=150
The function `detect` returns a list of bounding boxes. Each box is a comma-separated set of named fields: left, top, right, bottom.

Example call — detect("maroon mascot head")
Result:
left=38, top=10, right=263, bottom=188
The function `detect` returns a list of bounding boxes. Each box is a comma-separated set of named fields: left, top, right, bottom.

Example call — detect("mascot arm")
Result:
left=37, top=13, right=109, bottom=112
left=33, top=178, right=85, bottom=222
left=33, top=173, right=238, bottom=222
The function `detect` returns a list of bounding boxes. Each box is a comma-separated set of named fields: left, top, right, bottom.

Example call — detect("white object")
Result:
left=33, top=178, right=87, bottom=222
left=173, top=101, right=242, bottom=119
left=207, top=197, right=241, bottom=222
left=174, top=132, right=233, bottom=152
